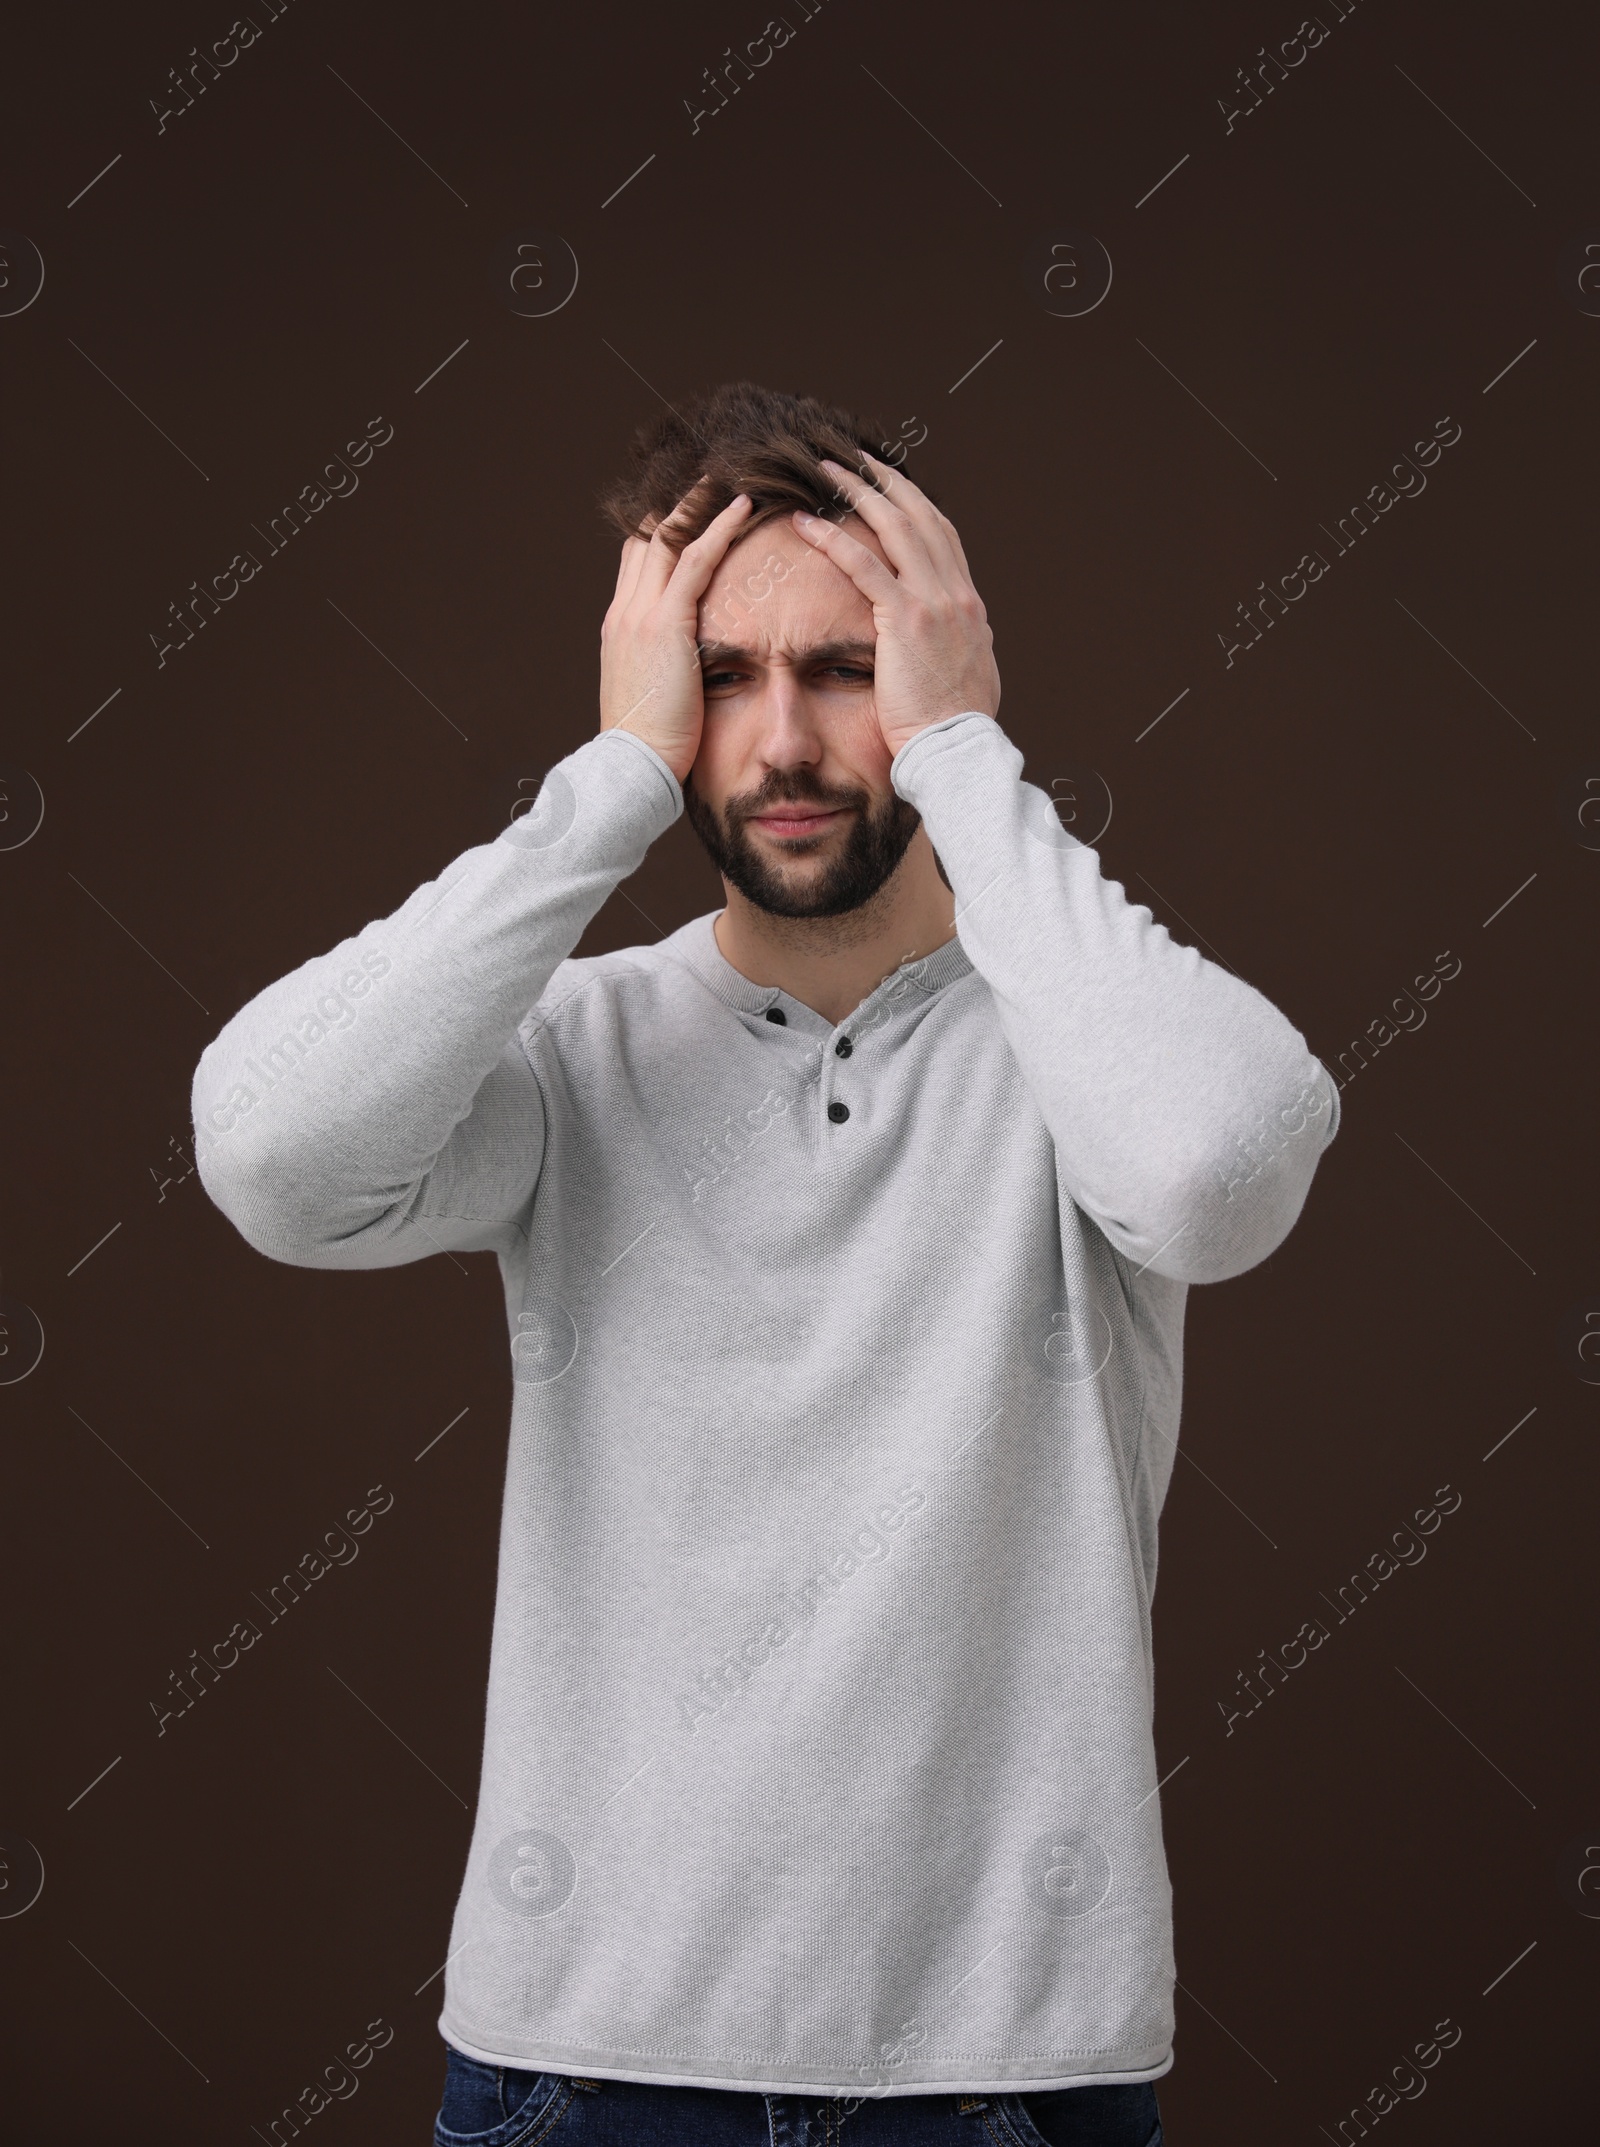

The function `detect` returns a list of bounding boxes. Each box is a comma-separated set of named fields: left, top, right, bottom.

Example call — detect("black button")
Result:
left=834, top=1037, right=853, bottom=1057
left=764, top=1006, right=786, bottom=1025
left=827, top=1101, right=850, bottom=1124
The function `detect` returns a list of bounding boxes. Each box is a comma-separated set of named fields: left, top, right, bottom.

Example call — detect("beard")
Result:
left=683, top=764, right=924, bottom=920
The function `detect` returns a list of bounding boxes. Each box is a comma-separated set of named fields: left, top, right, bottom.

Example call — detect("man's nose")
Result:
left=754, top=671, right=822, bottom=764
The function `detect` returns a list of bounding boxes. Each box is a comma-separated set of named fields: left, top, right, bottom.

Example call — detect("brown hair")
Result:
left=597, top=380, right=921, bottom=555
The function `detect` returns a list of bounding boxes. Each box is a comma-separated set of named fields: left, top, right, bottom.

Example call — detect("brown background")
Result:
left=4, top=0, right=1595, bottom=2138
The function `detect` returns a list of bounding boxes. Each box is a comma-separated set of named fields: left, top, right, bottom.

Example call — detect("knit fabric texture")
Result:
left=193, top=712, right=1338, bottom=2094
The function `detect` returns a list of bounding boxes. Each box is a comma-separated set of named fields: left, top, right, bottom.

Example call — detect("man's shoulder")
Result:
left=517, top=916, right=711, bottom=1050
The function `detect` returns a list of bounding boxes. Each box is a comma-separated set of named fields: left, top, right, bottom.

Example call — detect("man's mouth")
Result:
left=748, top=806, right=851, bottom=841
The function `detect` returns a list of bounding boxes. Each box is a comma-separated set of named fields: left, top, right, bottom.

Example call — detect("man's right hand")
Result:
left=598, top=486, right=754, bottom=783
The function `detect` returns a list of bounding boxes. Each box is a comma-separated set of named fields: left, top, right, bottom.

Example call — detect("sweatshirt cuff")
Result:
left=496, top=725, right=683, bottom=858
left=889, top=711, right=1005, bottom=801
left=582, top=725, right=685, bottom=821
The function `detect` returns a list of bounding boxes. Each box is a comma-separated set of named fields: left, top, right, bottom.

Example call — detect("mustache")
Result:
left=721, top=771, right=871, bottom=823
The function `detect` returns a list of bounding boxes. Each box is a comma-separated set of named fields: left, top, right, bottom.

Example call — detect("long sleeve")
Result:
left=891, top=712, right=1339, bottom=1283
left=191, top=727, right=682, bottom=1269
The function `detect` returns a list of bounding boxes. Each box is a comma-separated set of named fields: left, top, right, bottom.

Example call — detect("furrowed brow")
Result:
left=805, top=640, right=877, bottom=667
left=696, top=639, right=876, bottom=667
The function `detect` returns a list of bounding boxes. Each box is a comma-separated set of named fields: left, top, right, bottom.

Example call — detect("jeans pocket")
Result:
left=433, top=2046, right=568, bottom=2144
left=1013, top=2081, right=1162, bottom=2147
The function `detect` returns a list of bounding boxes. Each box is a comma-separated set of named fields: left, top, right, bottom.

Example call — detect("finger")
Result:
left=817, top=457, right=945, bottom=592
left=853, top=452, right=973, bottom=576
left=791, top=510, right=902, bottom=607
left=933, top=510, right=973, bottom=581
left=854, top=452, right=978, bottom=590
left=630, top=478, right=718, bottom=601
left=612, top=533, right=652, bottom=614
left=909, top=488, right=973, bottom=580
left=662, top=491, right=754, bottom=607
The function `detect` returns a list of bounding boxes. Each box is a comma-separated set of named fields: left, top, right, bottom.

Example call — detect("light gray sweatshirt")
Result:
left=192, top=711, right=1339, bottom=2096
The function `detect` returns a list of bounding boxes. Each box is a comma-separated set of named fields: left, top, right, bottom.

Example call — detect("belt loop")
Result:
left=765, top=2094, right=808, bottom=2147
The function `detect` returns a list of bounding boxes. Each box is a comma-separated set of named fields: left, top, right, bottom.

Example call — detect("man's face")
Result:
left=683, top=516, right=922, bottom=918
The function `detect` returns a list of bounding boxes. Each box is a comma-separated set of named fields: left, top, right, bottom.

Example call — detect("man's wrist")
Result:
left=888, top=710, right=998, bottom=790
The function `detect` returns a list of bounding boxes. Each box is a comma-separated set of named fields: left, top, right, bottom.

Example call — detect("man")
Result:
left=194, top=383, right=1338, bottom=2145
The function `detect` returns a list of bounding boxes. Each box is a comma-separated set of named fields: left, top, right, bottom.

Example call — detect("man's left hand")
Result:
left=792, top=454, right=1001, bottom=759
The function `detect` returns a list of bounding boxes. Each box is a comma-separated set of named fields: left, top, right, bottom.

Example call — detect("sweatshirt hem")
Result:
left=436, top=2015, right=1173, bottom=2096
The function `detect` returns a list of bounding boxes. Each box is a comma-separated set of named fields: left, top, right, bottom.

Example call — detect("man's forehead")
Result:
left=698, top=511, right=882, bottom=658
left=704, top=509, right=886, bottom=584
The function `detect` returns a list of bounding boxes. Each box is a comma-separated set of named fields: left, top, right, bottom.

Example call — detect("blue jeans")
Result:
left=432, top=2045, right=1163, bottom=2145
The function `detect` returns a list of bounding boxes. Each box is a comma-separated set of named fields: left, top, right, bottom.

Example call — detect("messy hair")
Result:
left=597, top=380, right=922, bottom=555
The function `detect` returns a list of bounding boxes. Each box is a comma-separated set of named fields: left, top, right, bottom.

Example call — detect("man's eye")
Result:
left=822, top=666, right=874, bottom=683
left=701, top=670, right=741, bottom=689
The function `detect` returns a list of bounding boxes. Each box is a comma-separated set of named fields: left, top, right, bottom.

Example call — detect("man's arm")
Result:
left=793, top=455, right=1338, bottom=1285
left=891, top=711, right=1338, bottom=1283
left=193, top=482, right=753, bottom=1270
left=191, top=728, right=681, bottom=1268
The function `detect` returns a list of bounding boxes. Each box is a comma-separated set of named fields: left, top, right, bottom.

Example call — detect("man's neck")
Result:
left=711, top=830, right=957, bottom=1027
